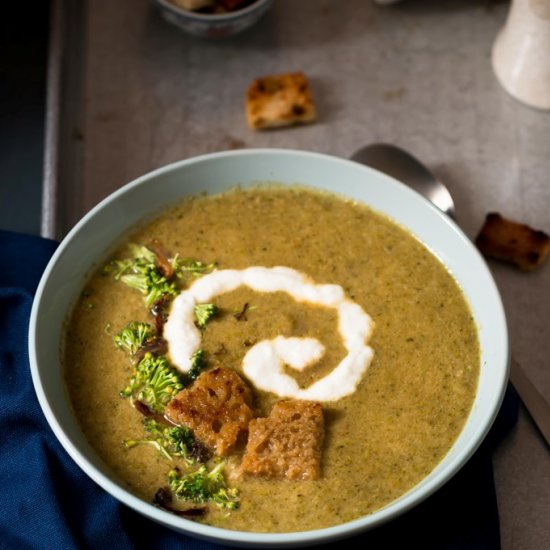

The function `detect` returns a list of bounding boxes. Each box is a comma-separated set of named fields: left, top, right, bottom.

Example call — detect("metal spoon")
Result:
left=351, top=143, right=456, bottom=219
left=351, top=142, right=550, bottom=447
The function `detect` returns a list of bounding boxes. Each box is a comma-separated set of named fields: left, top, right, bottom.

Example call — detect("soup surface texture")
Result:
left=64, top=186, right=479, bottom=533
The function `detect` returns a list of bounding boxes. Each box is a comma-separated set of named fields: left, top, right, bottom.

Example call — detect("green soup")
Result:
left=64, top=187, right=479, bottom=532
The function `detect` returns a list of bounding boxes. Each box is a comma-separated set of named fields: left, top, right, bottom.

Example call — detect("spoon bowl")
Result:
left=351, top=143, right=456, bottom=219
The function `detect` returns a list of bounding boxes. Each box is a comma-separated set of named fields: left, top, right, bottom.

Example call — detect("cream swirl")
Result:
left=164, top=267, right=374, bottom=402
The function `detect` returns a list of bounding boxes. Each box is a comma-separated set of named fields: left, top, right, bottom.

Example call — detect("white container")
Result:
left=492, top=0, right=550, bottom=110
left=28, top=149, right=509, bottom=548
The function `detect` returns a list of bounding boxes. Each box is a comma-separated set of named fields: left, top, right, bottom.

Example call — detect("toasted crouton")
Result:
left=245, top=72, right=317, bottom=130
left=475, top=212, right=550, bottom=271
left=165, top=367, right=254, bottom=456
left=240, top=400, right=324, bottom=480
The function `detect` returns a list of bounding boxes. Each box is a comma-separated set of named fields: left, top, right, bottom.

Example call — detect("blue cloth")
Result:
left=0, top=229, right=518, bottom=550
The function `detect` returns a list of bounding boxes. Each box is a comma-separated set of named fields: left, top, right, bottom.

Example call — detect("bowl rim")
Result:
left=154, top=0, right=273, bottom=22
left=28, top=147, right=509, bottom=547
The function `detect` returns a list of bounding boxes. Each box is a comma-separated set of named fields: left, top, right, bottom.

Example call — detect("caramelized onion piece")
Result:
left=149, top=240, right=174, bottom=278
left=132, top=400, right=170, bottom=425
left=134, top=338, right=168, bottom=362
left=153, top=487, right=207, bottom=518
left=234, top=302, right=250, bottom=321
left=151, top=297, right=169, bottom=337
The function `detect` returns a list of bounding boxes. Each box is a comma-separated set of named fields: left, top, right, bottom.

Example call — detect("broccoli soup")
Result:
left=64, top=187, right=479, bottom=533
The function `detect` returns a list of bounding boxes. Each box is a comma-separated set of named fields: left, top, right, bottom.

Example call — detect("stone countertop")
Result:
left=45, top=1, right=550, bottom=548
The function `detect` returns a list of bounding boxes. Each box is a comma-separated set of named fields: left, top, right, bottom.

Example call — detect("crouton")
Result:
left=475, top=212, right=550, bottom=271
left=240, top=400, right=324, bottom=480
left=165, top=367, right=254, bottom=456
left=245, top=72, right=317, bottom=130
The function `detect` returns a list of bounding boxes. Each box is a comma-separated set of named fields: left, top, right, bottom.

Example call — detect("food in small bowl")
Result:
left=154, top=0, right=273, bottom=38
left=29, top=149, right=509, bottom=547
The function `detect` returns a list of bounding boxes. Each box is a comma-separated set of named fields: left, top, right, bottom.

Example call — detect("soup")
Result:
left=64, top=186, right=479, bottom=532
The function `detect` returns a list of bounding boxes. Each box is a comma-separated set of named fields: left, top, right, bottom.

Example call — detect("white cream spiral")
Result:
left=164, top=266, right=375, bottom=402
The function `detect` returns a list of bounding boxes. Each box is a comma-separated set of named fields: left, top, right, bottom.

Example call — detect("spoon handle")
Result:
left=509, top=357, right=550, bottom=447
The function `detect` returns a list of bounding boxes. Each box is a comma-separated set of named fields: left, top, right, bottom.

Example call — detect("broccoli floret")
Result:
left=121, top=353, right=184, bottom=413
left=124, top=418, right=205, bottom=463
left=171, top=256, right=217, bottom=279
left=103, top=244, right=178, bottom=306
left=168, top=463, right=239, bottom=510
left=124, top=437, right=173, bottom=460
left=194, top=303, right=218, bottom=328
left=114, top=321, right=154, bottom=356
left=104, top=245, right=218, bottom=307
left=145, top=419, right=195, bottom=459
left=129, top=243, right=157, bottom=261
left=123, top=268, right=177, bottom=307
left=163, top=426, right=196, bottom=459
left=103, top=244, right=156, bottom=279
left=188, top=349, right=207, bottom=381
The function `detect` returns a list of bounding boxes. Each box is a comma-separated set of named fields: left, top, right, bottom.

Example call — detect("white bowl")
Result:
left=29, top=148, right=509, bottom=547
left=153, top=0, right=274, bottom=38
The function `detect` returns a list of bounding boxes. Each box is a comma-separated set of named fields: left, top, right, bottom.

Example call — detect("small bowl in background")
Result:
left=153, top=0, right=274, bottom=38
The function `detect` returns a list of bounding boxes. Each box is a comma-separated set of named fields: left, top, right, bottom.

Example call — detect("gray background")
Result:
left=2, top=1, right=549, bottom=549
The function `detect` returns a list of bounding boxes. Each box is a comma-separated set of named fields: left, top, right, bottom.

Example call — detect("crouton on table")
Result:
left=245, top=72, right=317, bottom=130
left=475, top=212, right=550, bottom=271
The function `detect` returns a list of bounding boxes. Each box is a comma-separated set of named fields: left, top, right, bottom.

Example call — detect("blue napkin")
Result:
left=0, top=229, right=518, bottom=550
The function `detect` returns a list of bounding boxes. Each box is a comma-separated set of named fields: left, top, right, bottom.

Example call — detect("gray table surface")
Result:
left=0, top=2, right=48, bottom=236
left=44, top=0, right=549, bottom=548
